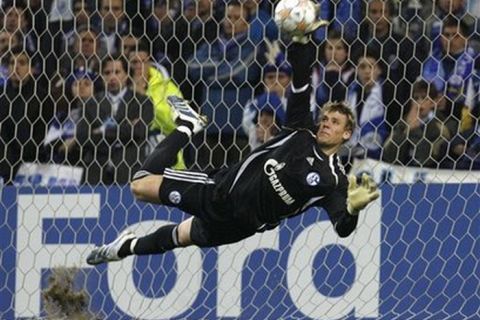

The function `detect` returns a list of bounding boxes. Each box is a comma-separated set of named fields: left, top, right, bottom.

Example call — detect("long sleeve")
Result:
left=334, top=213, right=359, bottom=237
left=285, top=42, right=316, bottom=130
left=320, top=180, right=358, bottom=238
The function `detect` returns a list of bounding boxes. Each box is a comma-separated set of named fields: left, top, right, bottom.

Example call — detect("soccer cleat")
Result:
left=86, top=230, right=136, bottom=265
left=167, top=96, right=208, bottom=135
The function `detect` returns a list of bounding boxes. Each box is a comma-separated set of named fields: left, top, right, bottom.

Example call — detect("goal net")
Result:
left=0, top=0, right=479, bottom=319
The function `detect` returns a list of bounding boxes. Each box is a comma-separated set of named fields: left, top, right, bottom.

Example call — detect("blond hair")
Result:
left=320, top=102, right=356, bottom=133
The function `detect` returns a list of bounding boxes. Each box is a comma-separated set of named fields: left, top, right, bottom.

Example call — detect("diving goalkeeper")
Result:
left=87, top=38, right=379, bottom=265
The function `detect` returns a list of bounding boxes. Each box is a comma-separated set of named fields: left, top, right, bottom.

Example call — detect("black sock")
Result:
left=118, top=224, right=179, bottom=257
left=176, top=118, right=194, bottom=131
left=118, top=238, right=134, bottom=258
left=136, top=129, right=190, bottom=176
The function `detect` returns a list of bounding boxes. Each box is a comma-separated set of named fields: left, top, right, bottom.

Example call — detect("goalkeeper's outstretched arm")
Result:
left=284, top=11, right=327, bottom=131
left=324, top=173, right=380, bottom=237
left=284, top=41, right=316, bottom=130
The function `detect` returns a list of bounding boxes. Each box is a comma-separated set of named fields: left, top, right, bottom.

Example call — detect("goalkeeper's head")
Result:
left=315, top=102, right=355, bottom=153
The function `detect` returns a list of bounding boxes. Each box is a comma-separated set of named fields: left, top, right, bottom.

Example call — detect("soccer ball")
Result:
left=274, top=0, right=319, bottom=37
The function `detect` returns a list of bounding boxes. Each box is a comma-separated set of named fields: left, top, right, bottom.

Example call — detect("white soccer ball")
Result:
left=274, top=0, right=318, bottom=37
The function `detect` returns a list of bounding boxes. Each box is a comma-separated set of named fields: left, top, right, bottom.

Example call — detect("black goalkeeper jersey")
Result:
left=214, top=128, right=349, bottom=226
left=211, top=42, right=357, bottom=237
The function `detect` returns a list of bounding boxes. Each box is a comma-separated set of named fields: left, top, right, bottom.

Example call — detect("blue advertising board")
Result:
left=0, top=184, right=478, bottom=319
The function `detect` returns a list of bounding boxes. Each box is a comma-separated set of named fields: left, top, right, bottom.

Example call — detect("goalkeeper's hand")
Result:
left=292, top=4, right=329, bottom=43
left=347, top=173, right=380, bottom=215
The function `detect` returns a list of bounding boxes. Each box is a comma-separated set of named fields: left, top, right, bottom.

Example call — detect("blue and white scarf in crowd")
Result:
left=43, top=108, right=82, bottom=162
left=423, top=46, right=478, bottom=108
left=345, top=81, right=388, bottom=159
left=242, top=92, right=287, bottom=150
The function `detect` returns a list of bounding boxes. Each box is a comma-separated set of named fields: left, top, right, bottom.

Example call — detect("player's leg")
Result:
left=85, top=214, right=247, bottom=266
left=87, top=168, right=215, bottom=265
left=125, top=216, right=256, bottom=255
left=85, top=217, right=194, bottom=266
left=122, top=217, right=194, bottom=255
left=86, top=215, right=258, bottom=265
left=86, top=97, right=208, bottom=265
left=130, top=96, right=208, bottom=203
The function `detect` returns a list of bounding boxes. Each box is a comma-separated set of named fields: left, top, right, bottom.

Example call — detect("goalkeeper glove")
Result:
left=347, top=173, right=380, bottom=215
left=292, top=4, right=329, bottom=44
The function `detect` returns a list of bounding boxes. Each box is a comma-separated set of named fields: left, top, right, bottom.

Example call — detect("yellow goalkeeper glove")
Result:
left=347, top=173, right=380, bottom=215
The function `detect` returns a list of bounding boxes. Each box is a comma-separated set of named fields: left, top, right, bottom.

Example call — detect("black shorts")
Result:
left=159, top=168, right=257, bottom=247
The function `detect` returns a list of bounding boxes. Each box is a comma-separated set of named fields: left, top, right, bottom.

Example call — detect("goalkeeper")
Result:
left=87, top=36, right=379, bottom=265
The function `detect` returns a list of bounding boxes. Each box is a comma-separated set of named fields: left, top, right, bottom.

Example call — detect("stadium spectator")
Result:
left=47, top=72, right=70, bottom=124
left=119, top=0, right=164, bottom=38
left=168, top=0, right=222, bottom=101
left=130, top=45, right=182, bottom=134
left=118, top=34, right=143, bottom=59
left=422, top=16, right=480, bottom=135
left=383, top=80, right=450, bottom=167
left=75, top=56, right=153, bottom=184
left=72, top=0, right=93, bottom=27
left=447, top=118, right=480, bottom=169
left=98, top=0, right=129, bottom=57
left=0, top=30, right=20, bottom=87
left=35, top=0, right=72, bottom=76
left=130, top=47, right=150, bottom=96
left=67, top=67, right=101, bottom=103
left=394, top=0, right=480, bottom=46
left=242, top=40, right=289, bottom=150
left=341, top=53, right=388, bottom=164
left=61, top=26, right=103, bottom=77
left=314, top=0, right=363, bottom=43
left=3, top=2, right=37, bottom=56
left=243, top=0, right=278, bottom=42
left=397, top=0, right=425, bottom=41
left=23, top=0, right=46, bottom=33
left=315, top=30, right=355, bottom=108
left=425, top=0, right=479, bottom=53
left=63, top=1, right=96, bottom=51
left=144, top=0, right=177, bottom=61
left=129, top=45, right=186, bottom=169
left=352, top=0, right=427, bottom=128
left=48, top=0, right=86, bottom=75
left=0, top=47, right=53, bottom=184
left=188, top=0, right=263, bottom=169
left=243, top=94, right=286, bottom=151
left=42, top=68, right=99, bottom=165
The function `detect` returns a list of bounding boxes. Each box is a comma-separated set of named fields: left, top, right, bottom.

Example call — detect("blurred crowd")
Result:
left=0, top=0, right=479, bottom=185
